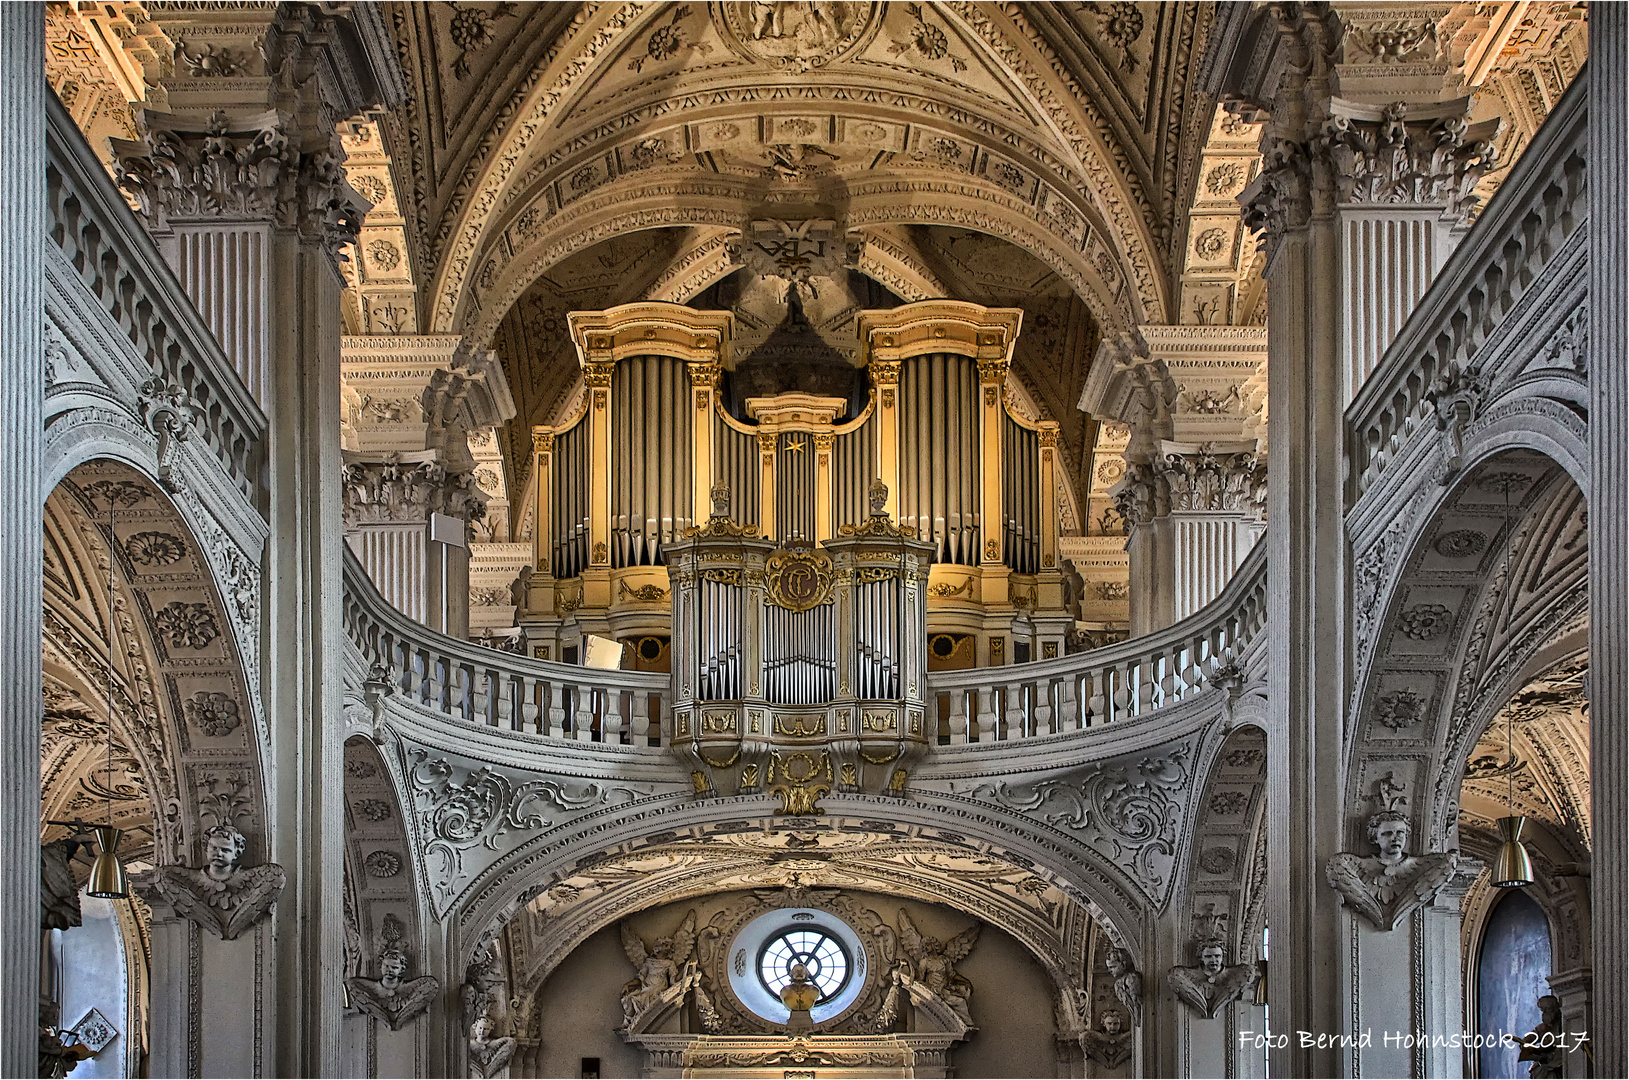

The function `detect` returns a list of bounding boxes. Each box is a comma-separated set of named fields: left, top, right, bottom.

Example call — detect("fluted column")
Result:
left=0, top=5, right=44, bottom=1074
left=112, top=7, right=402, bottom=1074
left=1590, top=6, right=1628, bottom=1073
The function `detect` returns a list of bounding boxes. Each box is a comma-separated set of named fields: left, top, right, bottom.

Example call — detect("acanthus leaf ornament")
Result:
left=138, top=378, right=199, bottom=494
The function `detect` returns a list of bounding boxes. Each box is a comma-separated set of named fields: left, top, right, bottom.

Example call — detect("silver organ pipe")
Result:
left=832, top=416, right=875, bottom=533
left=777, top=432, right=816, bottom=543
left=610, top=355, right=694, bottom=567
left=762, top=603, right=835, bottom=705
left=898, top=354, right=980, bottom=564
left=1002, top=415, right=1040, bottom=574
left=551, top=416, right=590, bottom=578
left=714, top=412, right=761, bottom=524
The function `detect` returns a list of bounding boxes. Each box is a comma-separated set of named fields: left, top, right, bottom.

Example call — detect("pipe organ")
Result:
left=520, top=300, right=1072, bottom=681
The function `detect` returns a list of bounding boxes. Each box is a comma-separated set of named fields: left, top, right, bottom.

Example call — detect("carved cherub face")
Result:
left=1101, top=1011, right=1124, bottom=1035
left=470, top=1016, right=491, bottom=1041
left=202, top=825, right=246, bottom=877
left=1105, top=948, right=1128, bottom=977
left=1198, top=944, right=1227, bottom=977
left=380, top=951, right=407, bottom=986
left=651, top=935, right=674, bottom=958
left=1368, top=813, right=1411, bottom=862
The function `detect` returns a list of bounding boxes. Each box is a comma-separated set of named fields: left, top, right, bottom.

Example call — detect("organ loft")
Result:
left=10, top=3, right=1620, bottom=1080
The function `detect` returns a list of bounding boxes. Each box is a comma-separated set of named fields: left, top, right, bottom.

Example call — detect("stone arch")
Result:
left=448, top=792, right=1158, bottom=986
left=1346, top=449, right=1588, bottom=854
left=1175, top=725, right=1269, bottom=969
left=424, top=2, right=1171, bottom=338
left=457, top=178, right=1133, bottom=356
left=43, top=459, right=268, bottom=866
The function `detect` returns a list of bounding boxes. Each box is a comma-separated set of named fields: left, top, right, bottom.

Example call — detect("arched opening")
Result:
left=40, top=459, right=267, bottom=1076
left=1475, top=889, right=1554, bottom=1079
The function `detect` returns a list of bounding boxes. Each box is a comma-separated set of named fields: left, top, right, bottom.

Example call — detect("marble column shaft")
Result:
left=0, top=5, right=44, bottom=1075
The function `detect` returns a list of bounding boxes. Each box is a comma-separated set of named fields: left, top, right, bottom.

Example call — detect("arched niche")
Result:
left=41, top=458, right=270, bottom=1078
left=341, top=735, right=437, bottom=1078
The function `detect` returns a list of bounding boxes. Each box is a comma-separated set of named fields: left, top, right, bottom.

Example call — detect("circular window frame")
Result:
left=755, top=925, right=852, bottom=1006
left=726, top=908, right=869, bottom=1026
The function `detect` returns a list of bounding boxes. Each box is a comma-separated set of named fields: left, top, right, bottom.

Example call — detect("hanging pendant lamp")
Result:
left=1491, top=479, right=1533, bottom=890
left=88, top=496, right=128, bottom=899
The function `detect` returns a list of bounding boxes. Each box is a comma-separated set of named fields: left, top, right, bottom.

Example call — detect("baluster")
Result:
left=574, top=683, right=596, bottom=741
left=1136, top=655, right=1156, bottom=715
left=603, top=689, right=625, bottom=745
left=545, top=682, right=566, bottom=739
left=496, top=674, right=515, bottom=730
left=974, top=687, right=997, bottom=743
left=472, top=669, right=491, bottom=725
left=517, top=677, right=539, bottom=735
left=1004, top=683, right=1027, bottom=741
left=413, top=648, right=429, bottom=702
left=1085, top=669, right=1104, bottom=727
left=630, top=692, right=650, bottom=747
left=457, top=664, right=474, bottom=721
left=429, top=655, right=448, bottom=714
left=656, top=695, right=671, bottom=747
left=947, top=690, right=969, bottom=746
left=1111, top=663, right=1134, bottom=723
left=1057, top=674, right=1079, bottom=732
left=1034, top=677, right=1054, bottom=736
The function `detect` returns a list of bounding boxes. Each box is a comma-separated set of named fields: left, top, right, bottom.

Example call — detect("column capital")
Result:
left=341, top=452, right=486, bottom=530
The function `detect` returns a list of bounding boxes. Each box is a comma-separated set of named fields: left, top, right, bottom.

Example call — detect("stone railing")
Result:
left=1346, top=71, right=1588, bottom=503
left=342, top=552, right=671, bottom=745
left=925, top=542, right=1268, bottom=743
left=44, top=92, right=264, bottom=496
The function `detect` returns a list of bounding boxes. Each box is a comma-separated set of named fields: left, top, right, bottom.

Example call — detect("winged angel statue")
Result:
left=898, top=910, right=980, bottom=1027
left=620, top=911, right=698, bottom=1029
left=347, top=914, right=440, bottom=1030
left=1325, top=809, right=1458, bottom=931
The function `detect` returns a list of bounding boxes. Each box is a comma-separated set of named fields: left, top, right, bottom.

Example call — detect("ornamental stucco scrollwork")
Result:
left=405, top=747, right=652, bottom=911
left=967, top=742, right=1192, bottom=899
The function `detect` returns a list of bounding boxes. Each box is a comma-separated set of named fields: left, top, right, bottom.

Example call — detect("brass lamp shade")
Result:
left=1491, top=815, right=1535, bottom=888
left=86, top=826, right=128, bottom=899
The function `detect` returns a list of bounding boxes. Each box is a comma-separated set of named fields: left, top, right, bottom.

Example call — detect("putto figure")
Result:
left=898, top=909, right=980, bottom=1027
left=466, top=1014, right=516, bottom=1079
left=1082, top=1009, right=1133, bottom=1068
left=1325, top=808, right=1458, bottom=931
left=347, top=914, right=440, bottom=1031
left=1105, top=946, right=1143, bottom=1028
left=619, top=911, right=698, bottom=1028
left=1167, top=910, right=1258, bottom=1019
left=142, top=822, right=285, bottom=940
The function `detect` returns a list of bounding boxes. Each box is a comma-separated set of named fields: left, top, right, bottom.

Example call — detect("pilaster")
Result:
left=0, top=5, right=45, bottom=1074
left=110, top=6, right=402, bottom=1074
left=1589, top=5, right=1628, bottom=1073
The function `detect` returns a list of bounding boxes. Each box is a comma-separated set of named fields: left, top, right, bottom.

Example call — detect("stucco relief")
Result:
left=967, top=741, right=1193, bottom=899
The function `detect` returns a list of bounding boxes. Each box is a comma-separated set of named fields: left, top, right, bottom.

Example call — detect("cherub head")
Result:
left=379, top=946, right=408, bottom=988
left=1100, top=1010, right=1125, bottom=1036
left=1366, top=809, right=1412, bottom=863
left=1195, top=938, right=1228, bottom=977
left=651, top=935, right=675, bottom=959
left=469, top=1015, right=492, bottom=1042
left=1105, top=947, right=1131, bottom=978
left=201, top=823, right=248, bottom=878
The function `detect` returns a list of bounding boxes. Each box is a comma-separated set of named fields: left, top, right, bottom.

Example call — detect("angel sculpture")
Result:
left=619, top=911, right=697, bottom=1029
left=141, top=823, right=285, bottom=940
left=1104, top=947, right=1143, bottom=1028
left=347, top=914, right=441, bottom=1031
left=1325, top=810, right=1458, bottom=931
left=1167, top=935, right=1259, bottom=1019
left=41, top=839, right=83, bottom=931
left=1082, top=1009, right=1133, bottom=1069
left=897, top=910, right=980, bottom=1027
left=466, top=1014, right=516, bottom=1079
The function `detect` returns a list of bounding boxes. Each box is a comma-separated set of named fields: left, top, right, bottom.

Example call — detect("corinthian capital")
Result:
left=341, top=452, right=487, bottom=529
left=113, top=111, right=367, bottom=250
left=1317, top=99, right=1500, bottom=220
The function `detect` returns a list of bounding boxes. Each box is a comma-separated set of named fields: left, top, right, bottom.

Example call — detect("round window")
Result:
left=757, top=927, right=851, bottom=1005
left=726, top=908, right=868, bottom=1025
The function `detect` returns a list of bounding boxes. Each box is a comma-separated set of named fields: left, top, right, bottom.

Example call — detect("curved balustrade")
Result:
left=44, top=93, right=265, bottom=497
left=925, top=543, right=1267, bottom=743
left=342, top=553, right=671, bottom=745
left=1346, top=73, right=1587, bottom=504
